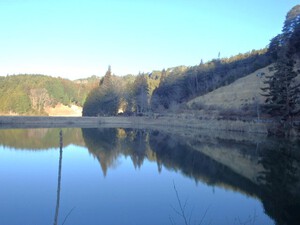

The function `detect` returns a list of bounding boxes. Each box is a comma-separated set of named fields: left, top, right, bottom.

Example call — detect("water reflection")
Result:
left=258, top=142, right=300, bottom=225
left=0, top=127, right=299, bottom=224
left=81, top=128, right=300, bottom=225
left=0, top=128, right=84, bottom=150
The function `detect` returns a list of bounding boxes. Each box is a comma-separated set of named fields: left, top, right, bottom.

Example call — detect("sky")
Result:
left=0, top=0, right=299, bottom=80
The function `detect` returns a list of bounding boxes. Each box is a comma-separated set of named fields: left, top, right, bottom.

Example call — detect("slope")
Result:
left=0, top=74, right=98, bottom=116
left=187, top=66, right=273, bottom=111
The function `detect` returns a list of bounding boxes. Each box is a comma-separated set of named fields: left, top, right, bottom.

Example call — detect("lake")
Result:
left=0, top=127, right=299, bottom=225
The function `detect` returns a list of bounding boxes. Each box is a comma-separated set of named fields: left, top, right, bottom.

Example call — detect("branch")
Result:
left=172, top=181, right=189, bottom=225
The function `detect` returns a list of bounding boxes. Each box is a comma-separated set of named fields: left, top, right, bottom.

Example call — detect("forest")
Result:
left=0, top=74, right=98, bottom=115
left=82, top=48, right=271, bottom=116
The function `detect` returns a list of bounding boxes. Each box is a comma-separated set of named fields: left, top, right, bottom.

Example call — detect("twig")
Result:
left=171, top=180, right=208, bottom=225
left=198, top=206, right=209, bottom=225
left=173, top=181, right=189, bottom=225
left=169, top=215, right=176, bottom=225
left=61, top=207, right=76, bottom=225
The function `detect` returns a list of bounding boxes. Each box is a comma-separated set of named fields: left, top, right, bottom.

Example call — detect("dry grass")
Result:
left=187, top=66, right=273, bottom=110
left=45, top=104, right=82, bottom=117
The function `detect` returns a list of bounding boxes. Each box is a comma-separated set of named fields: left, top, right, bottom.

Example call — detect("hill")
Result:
left=187, top=58, right=300, bottom=114
left=82, top=49, right=272, bottom=117
left=0, top=74, right=98, bottom=116
left=187, top=66, right=272, bottom=113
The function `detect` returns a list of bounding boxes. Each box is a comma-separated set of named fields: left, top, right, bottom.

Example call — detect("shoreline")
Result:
left=0, top=115, right=271, bottom=134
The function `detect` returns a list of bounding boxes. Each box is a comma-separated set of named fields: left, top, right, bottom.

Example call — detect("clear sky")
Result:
left=0, top=0, right=299, bottom=80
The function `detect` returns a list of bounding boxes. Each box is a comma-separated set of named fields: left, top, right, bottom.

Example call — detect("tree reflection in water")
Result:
left=82, top=127, right=300, bottom=225
left=258, top=141, right=300, bottom=225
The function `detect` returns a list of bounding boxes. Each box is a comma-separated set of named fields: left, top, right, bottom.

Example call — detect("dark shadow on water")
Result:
left=81, top=127, right=300, bottom=225
left=258, top=141, right=300, bottom=225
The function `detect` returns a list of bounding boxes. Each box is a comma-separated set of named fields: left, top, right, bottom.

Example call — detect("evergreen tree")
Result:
left=100, top=65, right=112, bottom=87
left=133, top=74, right=149, bottom=114
left=83, top=66, right=121, bottom=116
left=262, top=46, right=300, bottom=123
left=262, top=6, right=300, bottom=134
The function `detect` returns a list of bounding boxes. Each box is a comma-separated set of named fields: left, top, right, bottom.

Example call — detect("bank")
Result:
left=0, top=115, right=273, bottom=134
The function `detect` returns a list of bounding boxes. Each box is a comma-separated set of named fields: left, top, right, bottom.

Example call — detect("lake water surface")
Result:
left=0, top=127, right=299, bottom=225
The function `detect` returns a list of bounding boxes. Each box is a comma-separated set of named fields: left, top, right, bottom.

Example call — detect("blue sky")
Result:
left=0, top=0, right=299, bottom=80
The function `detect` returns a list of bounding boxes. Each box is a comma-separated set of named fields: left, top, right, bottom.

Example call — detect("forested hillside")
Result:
left=83, top=4, right=300, bottom=127
left=83, top=49, right=272, bottom=116
left=151, top=49, right=271, bottom=110
left=0, top=74, right=98, bottom=115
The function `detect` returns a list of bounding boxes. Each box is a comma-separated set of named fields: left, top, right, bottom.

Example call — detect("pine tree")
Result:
left=262, top=47, right=300, bottom=121
left=262, top=46, right=300, bottom=136
left=262, top=5, right=300, bottom=135
left=133, top=73, right=149, bottom=114
left=99, top=65, right=112, bottom=87
left=83, top=65, right=121, bottom=116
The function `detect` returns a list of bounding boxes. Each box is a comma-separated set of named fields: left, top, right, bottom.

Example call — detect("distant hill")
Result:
left=0, top=74, right=98, bottom=116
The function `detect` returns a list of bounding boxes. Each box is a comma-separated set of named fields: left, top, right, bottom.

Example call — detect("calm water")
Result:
left=0, top=127, right=299, bottom=225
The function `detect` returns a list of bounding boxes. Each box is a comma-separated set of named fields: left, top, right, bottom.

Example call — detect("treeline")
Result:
left=83, top=67, right=160, bottom=116
left=83, top=49, right=272, bottom=116
left=0, top=74, right=97, bottom=115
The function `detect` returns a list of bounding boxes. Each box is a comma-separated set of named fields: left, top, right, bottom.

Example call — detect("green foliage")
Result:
left=84, top=87, right=120, bottom=116
left=0, top=74, right=96, bottom=115
left=262, top=49, right=300, bottom=119
left=83, top=68, right=155, bottom=116
left=133, top=74, right=149, bottom=113
left=262, top=5, right=300, bottom=135
left=83, top=69, right=122, bottom=116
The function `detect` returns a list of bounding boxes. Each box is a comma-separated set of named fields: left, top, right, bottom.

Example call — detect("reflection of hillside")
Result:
left=82, top=128, right=155, bottom=176
left=151, top=130, right=300, bottom=225
left=149, top=131, right=260, bottom=196
left=82, top=127, right=300, bottom=225
left=0, top=128, right=85, bottom=150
